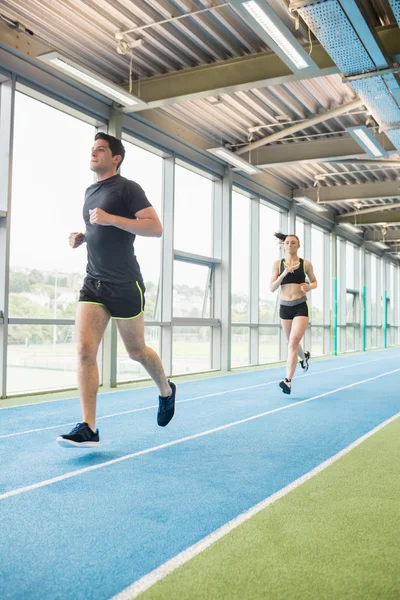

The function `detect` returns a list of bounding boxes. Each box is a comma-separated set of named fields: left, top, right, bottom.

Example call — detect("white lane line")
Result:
left=1, top=367, right=399, bottom=502
left=1, top=350, right=398, bottom=412
left=110, top=410, right=400, bottom=600
left=0, top=355, right=394, bottom=440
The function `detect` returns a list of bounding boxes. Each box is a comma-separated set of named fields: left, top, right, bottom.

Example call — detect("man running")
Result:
left=57, top=133, right=176, bottom=448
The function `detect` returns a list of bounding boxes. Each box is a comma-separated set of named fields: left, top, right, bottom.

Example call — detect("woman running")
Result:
left=270, top=232, right=317, bottom=394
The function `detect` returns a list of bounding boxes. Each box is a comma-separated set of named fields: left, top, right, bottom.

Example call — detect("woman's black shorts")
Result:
left=279, top=300, right=309, bottom=320
left=78, top=277, right=145, bottom=319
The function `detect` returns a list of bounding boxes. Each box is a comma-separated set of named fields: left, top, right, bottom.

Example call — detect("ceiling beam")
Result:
left=243, top=137, right=397, bottom=167
left=294, top=181, right=400, bottom=203
left=236, top=99, right=364, bottom=154
left=338, top=202, right=400, bottom=217
left=365, top=230, right=400, bottom=241
left=121, top=24, right=400, bottom=110
left=339, top=209, right=400, bottom=224
left=2, top=18, right=400, bottom=114
left=123, top=46, right=338, bottom=111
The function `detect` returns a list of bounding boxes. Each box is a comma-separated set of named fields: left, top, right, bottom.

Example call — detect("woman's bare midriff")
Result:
left=280, top=283, right=305, bottom=301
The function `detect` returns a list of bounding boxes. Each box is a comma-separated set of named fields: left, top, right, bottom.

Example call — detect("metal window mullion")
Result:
left=365, top=252, right=372, bottom=347
left=250, top=197, right=259, bottom=366
left=160, top=155, right=175, bottom=377
left=331, top=227, right=338, bottom=356
left=211, top=179, right=222, bottom=370
left=303, top=221, right=312, bottom=352
left=354, top=245, right=361, bottom=351
left=101, top=110, right=122, bottom=388
left=288, top=202, right=296, bottom=234
left=202, top=266, right=213, bottom=319
left=376, top=257, right=383, bottom=347
left=0, top=76, right=15, bottom=399
left=381, top=256, right=386, bottom=348
left=220, top=170, right=232, bottom=371
left=323, top=230, right=330, bottom=355
left=279, top=211, right=288, bottom=361
left=339, top=239, right=347, bottom=353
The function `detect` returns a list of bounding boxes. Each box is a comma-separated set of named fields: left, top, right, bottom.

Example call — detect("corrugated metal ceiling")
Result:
left=1, top=0, right=400, bottom=243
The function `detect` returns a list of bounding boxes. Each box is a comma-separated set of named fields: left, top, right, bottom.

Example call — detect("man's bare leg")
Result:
left=117, top=314, right=171, bottom=397
left=76, top=303, right=110, bottom=430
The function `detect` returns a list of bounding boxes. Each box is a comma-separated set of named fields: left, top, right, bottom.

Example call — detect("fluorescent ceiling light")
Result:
left=347, top=126, right=387, bottom=158
left=295, top=197, right=328, bottom=213
left=239, top=1, right=311, bottom=70
left=38, top=52, right=147, bottom=108
left=374, top=241, right=390, bottom=250
left=207, top=147, right=261, bottom=175
left=339, top=223, right=364, bottom=234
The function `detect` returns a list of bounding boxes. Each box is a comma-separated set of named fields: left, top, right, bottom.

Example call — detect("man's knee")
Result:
left=77, top=342, right=99, bottom=363
left=128, top=344, right=147, bottom=363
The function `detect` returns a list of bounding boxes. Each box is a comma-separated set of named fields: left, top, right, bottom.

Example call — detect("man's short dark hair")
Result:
left=94, top=132, right=126, bottom=170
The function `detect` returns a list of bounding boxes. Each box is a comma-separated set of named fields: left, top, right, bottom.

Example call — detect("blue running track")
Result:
left=1, top=349, right=400, bottom=600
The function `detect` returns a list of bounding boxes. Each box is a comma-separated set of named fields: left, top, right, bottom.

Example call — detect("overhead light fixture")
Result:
left=207, top=147, right=261, bottom=175
left=230, top=0, right=315, bottom=71
left=37, top=52, right=147, bottom=108
left=347, top=126, right=387, bottom=158
left=295, top=197, right=328, bottom=213
left=339, top=223, right=363, bottom=234
left=374, top=241, right=389, bottom=250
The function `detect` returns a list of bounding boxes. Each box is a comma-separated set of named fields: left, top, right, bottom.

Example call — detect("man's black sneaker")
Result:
left=300, top=351, right=310, bottom=373
left=157, top=381, right=176, bottom=427
left=279, top=378, right=292, bottom=395
left=57, top=422, right=99, bottom=448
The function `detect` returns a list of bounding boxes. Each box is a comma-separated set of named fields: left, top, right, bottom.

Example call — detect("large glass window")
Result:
left=10, top=93, right=94, bottom=319
left=259, top=327, right=280, bottom=363
left=231, top=326, right=250, bottom=368
left=117, top=142, right=163, bottom=383
left=367, top=253, right=379, bottom=349
left=7, top=325, right=99, bottom=395
left=117, top=327, right=160, bottom=383
left=310, top=226, right=324, bottom=326
left=172, top=327, right=211, bottom=374
left=231, top=191, right=250, bottom=323
left=8, top=93, right=96, bottom=394
left=346, top=243, right=355, bottom=290
left=259, top=204, right=280, bottom=324
left=296, top=220, right=305, bottom=251
left=174, top=165, right=213, bottom=256
left=370, top=254, right=377, bottom=326
left=121, top=141, right=163, bottom=321
left=173, top=261, right=211, bottom=318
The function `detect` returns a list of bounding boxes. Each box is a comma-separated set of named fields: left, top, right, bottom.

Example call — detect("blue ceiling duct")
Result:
left=291, top=0, right=400, bottom=153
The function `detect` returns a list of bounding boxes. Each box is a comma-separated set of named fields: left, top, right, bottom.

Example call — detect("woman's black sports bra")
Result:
left=279, top=258, right=306, bottom=286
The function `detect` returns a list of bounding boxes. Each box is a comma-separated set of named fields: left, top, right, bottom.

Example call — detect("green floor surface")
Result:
left=139, top=415, right=400, bottom=600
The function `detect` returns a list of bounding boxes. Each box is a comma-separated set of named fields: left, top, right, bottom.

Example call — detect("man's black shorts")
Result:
left=78, top=277, right=146, bottom=319
left=279, top=300, right=309, bottom=320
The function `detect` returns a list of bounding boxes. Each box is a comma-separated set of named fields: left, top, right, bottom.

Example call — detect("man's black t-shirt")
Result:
left=83, top=174, right=152, bottom=283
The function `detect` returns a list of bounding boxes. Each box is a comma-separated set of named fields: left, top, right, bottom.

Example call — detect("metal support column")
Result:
left=339, top=239, right=347, bottom=353
left=0, top=76, right=15, bottom=399
left=160, top=155, right=175, bottom=377
left=323, top=229, right=331, bottom=355
left=102, top=108, right=122, bottom=387
left=360, top=244, right=366, bottom=352
left=331, top=227, right=338, bottom=356
left=303, top=221, right=312, bottom=352
left=220, top=169, right=232, bottom=372
left=250, top=197, right=259, bottom=365
left=382, top=257, right=388, bottom=349
left=288, top=202, right=296, bottom=235
left=279, top=211, right=288, bottom=361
